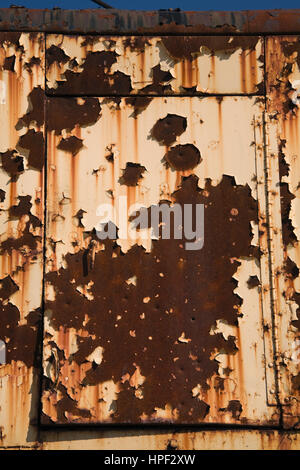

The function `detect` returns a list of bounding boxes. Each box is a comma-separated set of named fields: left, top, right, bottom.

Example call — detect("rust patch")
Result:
left=123, top=37, right=151, bottom=52
left=74, top=209, right=86, bottom=228
left=152, top=64, right=174, bottom=84
left=17, top=130, right=45, bottom=171
left=80, top=36, right=104, bottom=47
left=283, top=256, right=300, bottom=328
left=276, top=139, right=297, bottom=247
left=292, top=373, right=300, bottom=392
left=125, top=96, right=153, bottom=118
left=24, top=56, right=41, bottom=72
left=104, top=145, right=115, bottom=163
left=1, top=195, right=42, bottom=254
left=0, top=275, right=19, bottom=301
left=214, top=376, right=225, bottom=391
left=266, top=37, right=298, bottom=115
left=281, top=40, right=300, bottom=71
left=57, top=136, right=84, bottom=156
left=0, top=301, right=41, bottom=367
left=280, top=182, right=296, bottom=247
left=247, top=275, right=260, bottom=289
left=278, top=139, right=289, bottom=180
left=47, top=51, right=132, bottom=95
left=3, top=55, right=16, bottom=72
left=54, top=383, right=92, bottom=423
left=69, top=58, right=79, bottom=69
left=16, top=86, right=44, bottom=129
left=151, top=114, right=187, bottom=146
left=139, top=64, right=173, bottom=95
left=46, top=44, right=70, bottom=68
left=119, top=162, right=146, bottom=186
left=44, top=174, right=258, bottom=424
left=161, top=36, right=259, bottom=61
left=284, top=257, right=299, bottom=280
left=47, top=97, right=101, bottom=134
left=224, top=400, right=243, bottom=419
left=9, top=195, right=33, bottom=218
left=163, top=144, right=201, bottom=171
left=0, top=32, right=21, bottom=48
left=0, top=150, right=24, bottom=181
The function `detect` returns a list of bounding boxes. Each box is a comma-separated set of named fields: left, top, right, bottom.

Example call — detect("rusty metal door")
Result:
left=40, top=34, right=278, bottom=426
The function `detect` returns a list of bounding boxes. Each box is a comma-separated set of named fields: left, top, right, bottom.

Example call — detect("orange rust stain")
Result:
left=240, top=50, right=247, bottom=94
left=249, top=49, right=258, bottom=92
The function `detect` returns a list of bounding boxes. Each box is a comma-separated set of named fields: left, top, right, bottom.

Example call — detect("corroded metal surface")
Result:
left=38, top=428, right=300, bottom=450
left=265, top=36, right=300, bottom=429
left=41, top=96, right=277, bottom=425
left=0, top=8, right=300, bottom=449
left=1, top=8, right=300, bottom=35
left=46, top=35, right=264, bottom=95
left=0, top=32, right=45, bottom=446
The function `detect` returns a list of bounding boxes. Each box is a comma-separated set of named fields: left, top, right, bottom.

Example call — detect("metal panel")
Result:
left=41, top=95, right=276, bottom=426
left=45, top=35, right=264, bottom=96
left=0, top=32, right=45, bottom=445
left=2, top=8, right=300, bottom=35
left=266, top=36, right=300, bottom=429
left=39, top=428, right=300, bottom=450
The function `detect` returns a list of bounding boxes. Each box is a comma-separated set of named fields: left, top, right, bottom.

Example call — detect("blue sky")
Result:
left=0, top=1, right=298, bottom=11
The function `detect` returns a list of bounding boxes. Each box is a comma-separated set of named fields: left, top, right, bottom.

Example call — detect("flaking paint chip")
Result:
left=178, top=332, right=191, bottom=343
left=126, top=275, right=137, bottom=286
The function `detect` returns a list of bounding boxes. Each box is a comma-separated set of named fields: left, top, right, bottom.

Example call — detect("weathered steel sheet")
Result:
left=45, top=34, right=264, bottom=96
left=41, top=95, right=277, bottom=426
left=39, top=428, right=300, bottom=450
left=0, top=10, right=299, bottom=448
left=266, top=36, right=300, bottom=429
left=0, top=32, right=45, bottom=446
left=2, top=8, right=300, bottom=35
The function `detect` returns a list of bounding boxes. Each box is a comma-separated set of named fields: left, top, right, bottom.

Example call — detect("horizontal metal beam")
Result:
left=1, top=8, right=300, bottom=35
